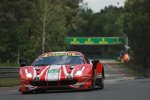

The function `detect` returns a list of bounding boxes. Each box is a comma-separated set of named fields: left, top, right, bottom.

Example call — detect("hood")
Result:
left=20, top=64, right=92, bottom=81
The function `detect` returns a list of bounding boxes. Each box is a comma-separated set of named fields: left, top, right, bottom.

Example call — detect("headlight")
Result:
left=75, top=66, right=85, bottom=76
left=75, top=71, right=82, bottom=76
left=26, top=73, right=32, bottom=78
left=25, top=69, right=32, bottom=78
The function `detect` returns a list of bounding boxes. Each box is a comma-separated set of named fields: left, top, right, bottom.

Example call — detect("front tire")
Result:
left=99, top=67, right=104, bottom=89
left=91, top=67, right=95, bottom=90
left=95, top=78, right=104, bottom=89
left=95, top=67, right=104, bottom=89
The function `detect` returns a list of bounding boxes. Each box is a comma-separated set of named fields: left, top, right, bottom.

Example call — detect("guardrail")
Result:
left=0, top=67, right=19, bottom=78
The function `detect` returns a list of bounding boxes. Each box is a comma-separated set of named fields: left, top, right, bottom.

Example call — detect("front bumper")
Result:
left=30, top=80, right=77, bottom=86
left=20, top=78, right=92, bottom=92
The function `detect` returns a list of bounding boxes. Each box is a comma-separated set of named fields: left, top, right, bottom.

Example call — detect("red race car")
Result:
left=19, top=51, right=104, bottom=94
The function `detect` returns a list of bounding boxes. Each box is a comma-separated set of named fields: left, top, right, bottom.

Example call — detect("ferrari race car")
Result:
left=19, top=51, right=105, bottom=94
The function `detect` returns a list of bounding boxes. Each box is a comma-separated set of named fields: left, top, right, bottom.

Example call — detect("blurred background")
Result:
left=0, top=0, right=149, bottom=75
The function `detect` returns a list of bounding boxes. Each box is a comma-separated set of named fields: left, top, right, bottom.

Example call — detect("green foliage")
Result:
left=0, top=0, right=83, bottom=63
left=2, top=0, right=149, bottom=70
left=69, top=6, right=124, bottom=37
left=124, top=0, right=150, bottom=69
left=31, top=0, right=67, bottom=54
left=0, top=0, right=33, bottom=63
left=68, top=6, right=125, bottom=58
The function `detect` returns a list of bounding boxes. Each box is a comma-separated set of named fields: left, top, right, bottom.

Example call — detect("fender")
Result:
left=20, top=66, right=35, bottom=81
left=91, top=60, right=104, bottom=78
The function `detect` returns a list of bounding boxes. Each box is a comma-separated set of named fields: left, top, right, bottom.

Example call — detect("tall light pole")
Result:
left=42, top=0, right=47, bottom=53
left=124, top=34, right=129, bottom=53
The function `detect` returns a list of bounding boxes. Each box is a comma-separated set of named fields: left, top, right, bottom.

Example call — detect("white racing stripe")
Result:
left=25, top=69, right=28, bottom=74
left=62, top=65, right=69, bottom=76
left=47, top=65, right=62, bottom=81
left=38, top=66, right=50, bottom=80
left=70, top=66, right=76, bottom=77
left=33, top=67, right=37, bottom=79
left=59, top=69, right=61, bottom=80
left=81, top=66, right=85, bottom=71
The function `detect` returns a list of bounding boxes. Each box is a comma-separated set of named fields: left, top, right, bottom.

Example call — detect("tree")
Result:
left=70, top=5, right=124, bottom=37
left=0, top=0, right=33, bottom=63
left=0, top=0, right=85, bottom=63
left=67, top=5, right=125, bottom=58
left=124, top=0, right=150, bottom=69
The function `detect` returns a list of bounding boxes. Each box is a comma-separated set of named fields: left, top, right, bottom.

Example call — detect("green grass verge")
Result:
left=0, top=63, right=19, bottom=67
left=117, top=63, right=148, bottom=77
left=0, top=78, right=19, bottom=87
left=117, top=63, right=138, bottom=75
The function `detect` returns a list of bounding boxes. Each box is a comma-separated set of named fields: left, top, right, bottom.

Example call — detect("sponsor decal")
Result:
left=48, top=69, right=60, bottom=73
left=40, top=53, right=75, bottom=57
left=47, top=65, right=61, bottom=81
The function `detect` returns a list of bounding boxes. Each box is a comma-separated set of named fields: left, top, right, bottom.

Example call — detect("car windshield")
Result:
left=32, top=56, right=84, bottom=66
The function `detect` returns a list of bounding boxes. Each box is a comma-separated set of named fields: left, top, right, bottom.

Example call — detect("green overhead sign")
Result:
left=66, top=37, right=126, bottom=45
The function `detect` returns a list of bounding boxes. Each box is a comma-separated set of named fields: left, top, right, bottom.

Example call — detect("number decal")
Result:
left=48, top=69, right=60, bottom=73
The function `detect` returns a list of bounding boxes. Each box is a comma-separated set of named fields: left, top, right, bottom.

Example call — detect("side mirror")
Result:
left=92, top=60, right=99, bottom=69
left=19, top=59, right=28, bottom=67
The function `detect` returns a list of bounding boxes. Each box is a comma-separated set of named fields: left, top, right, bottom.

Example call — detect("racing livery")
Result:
left=19, top=51, right=104, bottom=94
